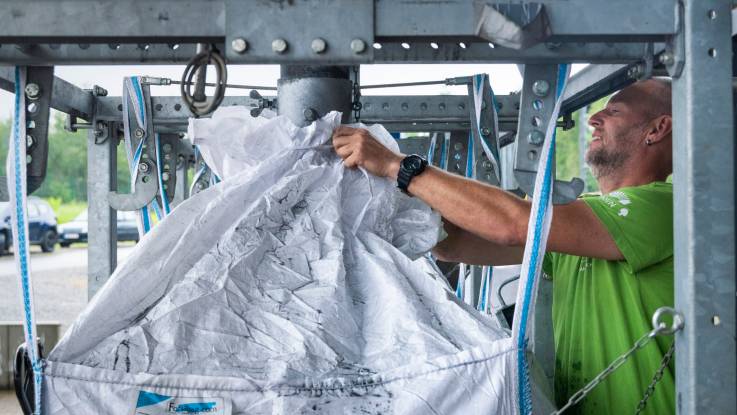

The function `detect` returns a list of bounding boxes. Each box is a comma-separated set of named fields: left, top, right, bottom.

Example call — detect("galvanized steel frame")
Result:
left=0, top=0, right=732, bottom=413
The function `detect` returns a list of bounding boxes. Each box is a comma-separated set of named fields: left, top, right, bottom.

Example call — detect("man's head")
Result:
left=586, top=78, right=673, bottom=181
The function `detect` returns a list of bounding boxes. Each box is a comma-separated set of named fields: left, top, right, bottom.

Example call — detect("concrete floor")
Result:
left=0, top=390, right=21, bottom=415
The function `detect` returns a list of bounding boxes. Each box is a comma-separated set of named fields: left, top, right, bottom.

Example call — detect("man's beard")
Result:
left=585, top=142, right=631, bottom=179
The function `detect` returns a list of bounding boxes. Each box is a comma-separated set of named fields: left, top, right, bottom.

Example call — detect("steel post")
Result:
left=672, top=0, right=736, bottom=413
left=277, top=65, right=353, bottom=127
left=87, top=121, right=117, bottom=299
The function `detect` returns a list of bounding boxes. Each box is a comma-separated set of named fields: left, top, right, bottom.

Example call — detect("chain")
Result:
left=552, top=307, right=684, bottom=415
left=351, top=66, right=362, bottom=123
left=552, top=328, right=659, bottom=414
left=635, top=340, right=675, bottom=414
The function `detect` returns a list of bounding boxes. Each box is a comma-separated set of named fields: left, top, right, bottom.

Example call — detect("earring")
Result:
left=645, top=139, right=652, bottom=146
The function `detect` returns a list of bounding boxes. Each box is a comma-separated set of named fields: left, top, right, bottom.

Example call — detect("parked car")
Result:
left=59, top=209, right=140, bottom=247
left=0, top=197, right=59, bottom=253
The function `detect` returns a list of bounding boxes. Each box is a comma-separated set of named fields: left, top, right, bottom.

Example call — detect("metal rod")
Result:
left=170, top=80, right=277, bottom=90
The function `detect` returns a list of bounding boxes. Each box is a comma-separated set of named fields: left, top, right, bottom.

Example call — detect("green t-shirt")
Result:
left=543, top=182, right=674, bottom=415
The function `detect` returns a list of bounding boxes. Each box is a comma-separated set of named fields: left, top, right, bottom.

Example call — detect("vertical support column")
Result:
left=672, top=1, right=735, bottom=413
left=87, top=121, right=117, bottom=299
left=277, top=65, right=353, bottom=127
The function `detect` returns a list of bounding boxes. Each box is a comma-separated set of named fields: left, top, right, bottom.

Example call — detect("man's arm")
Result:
left=333, top=126, right=624, bottom=262
left=433, top=220, right=525, bottom=266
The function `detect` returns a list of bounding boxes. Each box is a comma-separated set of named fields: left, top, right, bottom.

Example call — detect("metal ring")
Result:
left=652, top=306, right=685, bottom=336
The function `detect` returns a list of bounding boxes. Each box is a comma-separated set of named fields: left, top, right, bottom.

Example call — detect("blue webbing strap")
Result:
left=514, top=64, right=570, bottom=414
left=8, top=66, right=42, bottom=414
left=122, top=76, right=154, bottom=235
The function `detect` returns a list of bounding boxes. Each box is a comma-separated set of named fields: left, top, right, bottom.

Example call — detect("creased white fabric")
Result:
left=44, top=110, right=552, bottom=414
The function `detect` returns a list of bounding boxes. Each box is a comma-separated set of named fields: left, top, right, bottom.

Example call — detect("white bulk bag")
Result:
left=43, top=110, right=552, bottom=414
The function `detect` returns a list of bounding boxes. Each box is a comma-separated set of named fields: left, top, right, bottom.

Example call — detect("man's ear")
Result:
left=646, top=115, right=672, bottom=144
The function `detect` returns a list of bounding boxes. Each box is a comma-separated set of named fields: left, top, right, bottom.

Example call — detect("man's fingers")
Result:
left=343, top=153, right=360, bottom=169
left=333, top=125, right=359, bottom=137
left=332, top=134, right=352, bottom=148
left=334, top=144, right=353, bottom=159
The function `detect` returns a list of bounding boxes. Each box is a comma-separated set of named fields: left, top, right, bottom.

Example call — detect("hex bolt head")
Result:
left=26, top=134, right=35, bottom=148
left=231, top=37, right=248, bottom=54
left=527, top=130, right=545, bottom=145
left=481, top=127, right=491, bottom=136
left=134, top=128, right=145, bottom=138
left=350, top=39, right=367, bottom=54
left=24, top=83, right=41, bottom=100
left=272, top=38, right=288, bottom=54
left=303, top=108, right=318, bottom=122
left=531, top=80, right=550, bottom=97
left=482, top=160, right=492, bottom=169
left=311, top=38, right=327, bottom=54
left=138, top=162, right=150, bottom=174
left=162, top=172, right=170, bottom=181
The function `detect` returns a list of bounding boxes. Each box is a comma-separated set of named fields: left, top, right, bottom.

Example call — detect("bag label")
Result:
left=133, top=390, right=230, bottom=414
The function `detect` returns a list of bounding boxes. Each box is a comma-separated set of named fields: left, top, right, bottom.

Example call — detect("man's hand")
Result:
left=332, top=126, right=404, bottom=178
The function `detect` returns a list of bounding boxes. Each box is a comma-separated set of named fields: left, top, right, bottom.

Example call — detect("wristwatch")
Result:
left=397, top=154, right=428, bottom=194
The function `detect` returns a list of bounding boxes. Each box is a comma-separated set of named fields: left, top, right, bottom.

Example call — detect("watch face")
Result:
left=402, top=155, right=423, bottom=171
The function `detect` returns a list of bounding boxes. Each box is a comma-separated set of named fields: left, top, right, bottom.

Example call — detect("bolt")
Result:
left=272, top=38, right=288, bottom=54
left=26, top=155, right=32, bottom=164
left=26, top=135, right=35, bottom=148
left=527, top=130, right=545, bottom=145
left=453, top=143, right=463, bottom=151
left=482, top=160, right=492, bottom=169
left=92, top=85, right=108, bottom=97
left=94, top=129, right=104, bottom=138
left=481, top=127, right=491, bottom=136
left=162, top=143, right=173, bottom=153
left=531, top=80, right=550, bottom=97
left=303, top=108, right=318, bottom=122
left=626, top=65, right=642, bottom=79
left=350, top=39, right=367, bottom=54
left=138, top=163, right=150, bottom=174
left=196, top=183, right=204, bottom=191
left=658, top=52, right=674, bottom=66
left=231, top=37, right=248, bottom=53
left=311, top=38, right=327, bottom=54
left=134, top=128, right=145, bottom=139
left=27, top=102, right=38, bottom=114
left=24, top=83, right=41, bottom=100
left=162, top=172, right=170, bottom=181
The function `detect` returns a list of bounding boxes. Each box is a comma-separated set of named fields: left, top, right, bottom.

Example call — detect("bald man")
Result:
left=332, top=79, right=675, bottom=414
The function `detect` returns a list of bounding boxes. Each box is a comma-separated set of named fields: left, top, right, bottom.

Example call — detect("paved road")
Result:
left=0, top=244, right=135, bottom=333
left=0, top=243, right=137, bottom=414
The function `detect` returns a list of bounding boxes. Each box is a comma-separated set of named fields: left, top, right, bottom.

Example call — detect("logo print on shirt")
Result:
left=618, top=208, right=629, bottom=217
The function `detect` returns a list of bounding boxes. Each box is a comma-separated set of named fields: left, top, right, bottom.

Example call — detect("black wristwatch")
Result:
left=397, top=154, right=428, bottom=194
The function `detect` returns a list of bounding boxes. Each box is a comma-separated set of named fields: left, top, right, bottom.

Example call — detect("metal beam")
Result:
left=0, top=66, right=94, bottom=119
left=672, top=0, right=736, bottom=413
left=93, top=94, right=522, bottom=133
left=0, top=0, right=674, bottom=65
left=560, top=64, right=633, bottom=115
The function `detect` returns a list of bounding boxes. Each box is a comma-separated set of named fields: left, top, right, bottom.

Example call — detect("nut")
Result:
left=527, top=130, right=545, bottom=145
left=272, top=38, right=288, bottom=54
left=350, top=39, right=367, bottom=54
left=231, top=37, right=248, bottom=53
left=531, top=80, right=550, bottom=97
left=138, top=162, right=150, bottom=174
left=311, top=38, right=327, bottom=54
left=24, top=83, right=41, bottom=100
left=134, top=128, right=145, bottom=138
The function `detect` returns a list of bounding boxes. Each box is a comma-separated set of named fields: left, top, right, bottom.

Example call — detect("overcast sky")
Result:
left=0, top=64, right=584, bottom=120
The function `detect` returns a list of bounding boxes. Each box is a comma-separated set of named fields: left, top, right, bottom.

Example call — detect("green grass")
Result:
left=45, top=198, right=87, bottom=224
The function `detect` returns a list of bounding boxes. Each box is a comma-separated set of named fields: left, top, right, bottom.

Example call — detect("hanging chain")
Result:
left=552, top=307, right=684, bottom=415
left=635, top=340, right=675, bottom=414
left=351, top=66, right=362, bottom=123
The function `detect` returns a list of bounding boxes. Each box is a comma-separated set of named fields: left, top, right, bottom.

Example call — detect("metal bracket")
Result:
left=514, top=64, right=584, bottom=204
left=108, top=82, right=159, bottom=211
left=664, top=0, right=685, bottom=77
left=23, top=66, right=54, bottom=196
left=466, top=76, right=501, bottom=185
left=156, top=133, right=179, bottom=205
